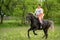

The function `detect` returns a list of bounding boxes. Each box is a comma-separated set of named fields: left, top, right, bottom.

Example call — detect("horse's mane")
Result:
left=28, top=13, right=38, bottom=20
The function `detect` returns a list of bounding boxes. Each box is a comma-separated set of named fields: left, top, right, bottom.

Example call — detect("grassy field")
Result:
left=0, top=26, right=60, bottom=40
left=0, top=20, right=60, bottom=40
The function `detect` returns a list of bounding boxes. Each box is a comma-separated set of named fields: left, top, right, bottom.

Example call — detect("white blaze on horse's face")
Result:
left=26, top=15, right=31, bottom=21
left=26, top=16, right=29, bottom=21
left=26, top=13, right=32, bottom=23
left=25, top=20, right=28, bottom=23
left=26, top=16, right=30, bottom=23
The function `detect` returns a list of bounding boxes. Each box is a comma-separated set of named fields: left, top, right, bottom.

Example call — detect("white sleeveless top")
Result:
left=35, top=8, right=43, bottom=15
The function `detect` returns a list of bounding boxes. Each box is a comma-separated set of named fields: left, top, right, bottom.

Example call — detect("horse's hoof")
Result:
left=28, top=37, right=30, bottom=39
left=42, top=36, right=45, bottom=38
left=45, top=37, right=47, bottom=39
left=28, top=36, right=30, bottom=39
left=42, top=37, right=44, bottom=38
left=34, top=34, right=37, bottom=35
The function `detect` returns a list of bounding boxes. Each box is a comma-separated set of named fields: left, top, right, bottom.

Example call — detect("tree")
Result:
left=13, top=0, right=38, bottom=24
left=0, top=0, right=17, bottom=23
left=43, top=0, right=60, bottom=24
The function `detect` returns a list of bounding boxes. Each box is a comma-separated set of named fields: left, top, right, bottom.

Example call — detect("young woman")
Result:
left=35, top=4, right=44, bottom=28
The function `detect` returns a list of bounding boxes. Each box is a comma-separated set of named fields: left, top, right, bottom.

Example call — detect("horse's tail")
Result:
left=50, top=21, right=54, bottom=32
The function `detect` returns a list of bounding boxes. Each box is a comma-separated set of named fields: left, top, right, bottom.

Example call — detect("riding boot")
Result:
left=39, top=20, right=43, bottom=29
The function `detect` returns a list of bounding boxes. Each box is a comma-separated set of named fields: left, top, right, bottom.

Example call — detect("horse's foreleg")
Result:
left=28, top=28, right=32, bottom=38
left=45, top=31, right=48, bottom=39
left=33, top=28, right=38, bottom=35
left=33, top=30, right=37, bottom=35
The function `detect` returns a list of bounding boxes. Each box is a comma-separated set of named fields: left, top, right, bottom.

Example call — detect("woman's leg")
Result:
left=38, top=13, right=44, bottom=23
left=38, top=14, right=44, bottom=28
left=39, top=17, right=43, bottom=24
left=38, top=17, right=42, bottom=28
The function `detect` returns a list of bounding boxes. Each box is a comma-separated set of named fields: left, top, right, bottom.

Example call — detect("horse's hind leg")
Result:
left=28, top=28, right=32, bottom=38
left=43, top=29, right=48, bottom=39
left=42, top=35, right=45, bottom=38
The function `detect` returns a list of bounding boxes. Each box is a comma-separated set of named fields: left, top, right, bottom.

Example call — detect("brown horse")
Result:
left=26, top=13, right=54, bottom=39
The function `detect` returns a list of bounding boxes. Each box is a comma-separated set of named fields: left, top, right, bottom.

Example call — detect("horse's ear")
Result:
left=27, top=12, right=33, bottom=15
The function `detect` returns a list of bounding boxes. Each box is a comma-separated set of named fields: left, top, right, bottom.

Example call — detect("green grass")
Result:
left=0, top=26, right=60, bottom=40
left=0, top=20, right=28, bottom=28
left=0, top=20, right=60, bottom=40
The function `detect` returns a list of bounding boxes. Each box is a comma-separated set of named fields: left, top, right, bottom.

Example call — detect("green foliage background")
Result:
left=0, top=0, right=60, bottom=40
left=0, top=0, right=60, bottom=25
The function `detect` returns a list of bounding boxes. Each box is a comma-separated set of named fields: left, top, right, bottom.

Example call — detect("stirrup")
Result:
left=40, top=26, right=42, bottom=28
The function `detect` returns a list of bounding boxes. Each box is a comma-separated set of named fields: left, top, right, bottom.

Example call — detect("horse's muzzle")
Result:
left=25, top=20, right=28, bottom=24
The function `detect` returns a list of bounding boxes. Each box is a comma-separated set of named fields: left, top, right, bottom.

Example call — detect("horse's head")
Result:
left=25, top=13, right=33, bottom=23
